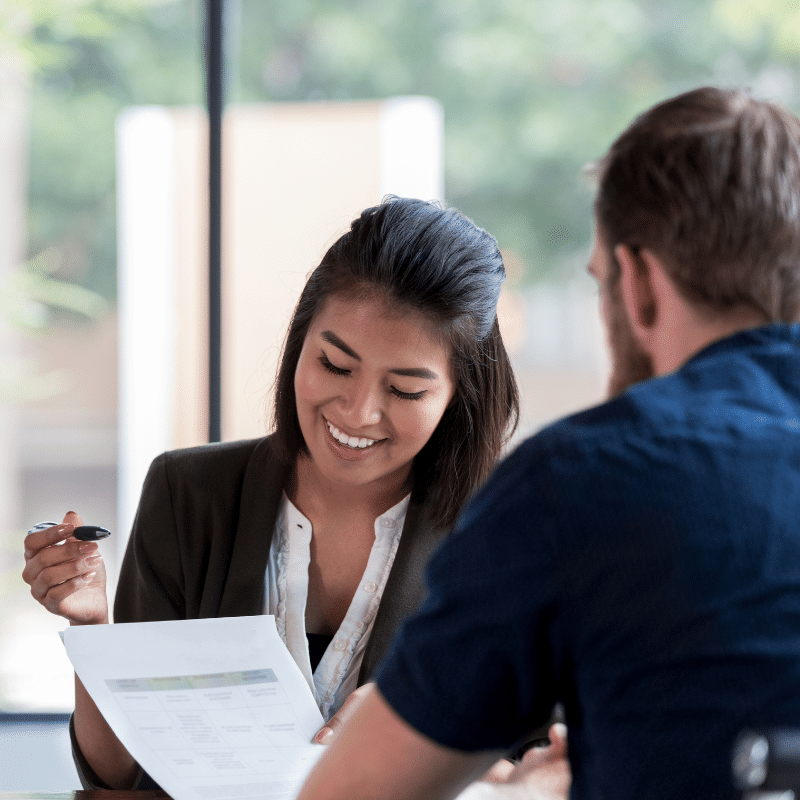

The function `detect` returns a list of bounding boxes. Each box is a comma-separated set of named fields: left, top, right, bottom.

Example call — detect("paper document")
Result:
left=63, top=615, right=325, bottom=800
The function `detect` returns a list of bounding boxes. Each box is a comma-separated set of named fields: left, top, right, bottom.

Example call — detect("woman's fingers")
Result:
left=314, top=683, right=373, bottom=744
left=22, top=532, right=98, bottom=590
left=29, top=552, right=106, bottom=616
left=23, top=521, right=75, bottom=561
left=22, top=512, right=109, bottom=624
left=33, top=537, right=96, bottom=566
left=24, top=512, right=85, bottom=557
left=63, top=510, right=85, bottom=528
left=38, top=571, right=99, bottom=609
left=28, top=552, right=104, bottom=600
left=38, top=571, right=108, bottom=624
left=24, top=536, right=97, bottom=573
left=23, top=512, right=91, bottom=581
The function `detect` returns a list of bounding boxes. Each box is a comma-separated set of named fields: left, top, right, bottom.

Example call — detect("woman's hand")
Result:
left=314, top=683, right=372, bottom=744
left=22, top=511, right=109, bottom=625
left=25, top=512, right=137, bottom=787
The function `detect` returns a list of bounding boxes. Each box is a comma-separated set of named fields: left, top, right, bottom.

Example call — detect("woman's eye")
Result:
left=319, top=354, right=349, bottom=376
left=390, top=386, right=426, bottom=401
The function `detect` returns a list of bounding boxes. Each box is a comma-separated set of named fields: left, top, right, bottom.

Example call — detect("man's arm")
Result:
left=297, top=684, right=502, bottom=800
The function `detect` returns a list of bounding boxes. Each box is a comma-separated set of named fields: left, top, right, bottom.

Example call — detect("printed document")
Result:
left=63, top=615, right=325, bottom=800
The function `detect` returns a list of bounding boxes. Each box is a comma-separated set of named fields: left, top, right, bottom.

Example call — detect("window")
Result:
left=3, top=0, right=800, bottom=714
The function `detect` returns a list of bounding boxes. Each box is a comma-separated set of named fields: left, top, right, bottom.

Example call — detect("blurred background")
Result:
left=1, top=0, right=800, bottom=787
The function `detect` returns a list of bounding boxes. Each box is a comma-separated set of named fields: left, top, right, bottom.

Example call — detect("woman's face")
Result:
left=294, top=292, right=455, bottom=494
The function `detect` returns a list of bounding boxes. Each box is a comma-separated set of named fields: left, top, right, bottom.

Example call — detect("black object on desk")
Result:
left=733, top=728, right=800, bottom=798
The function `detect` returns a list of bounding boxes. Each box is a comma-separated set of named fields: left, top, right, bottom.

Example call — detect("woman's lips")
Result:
left=323, top=417, right=384, bottom=460
left=326, top=419, right=379, bottom=449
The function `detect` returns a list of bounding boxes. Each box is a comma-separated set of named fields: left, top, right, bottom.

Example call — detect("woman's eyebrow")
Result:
left=320, top=330, right=439, bottom=381
left=391, top=367, right=438, bottom=380
left=321, top=331, right=360, bottom=359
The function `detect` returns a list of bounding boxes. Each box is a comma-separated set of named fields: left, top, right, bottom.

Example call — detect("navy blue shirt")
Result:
left=377, top=325, right=800, bottom=800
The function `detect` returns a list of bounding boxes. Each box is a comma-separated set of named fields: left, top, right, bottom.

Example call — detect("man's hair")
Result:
left=593, top=86, right=800, bottom=321
left=272, top=196, right=519, bottom=530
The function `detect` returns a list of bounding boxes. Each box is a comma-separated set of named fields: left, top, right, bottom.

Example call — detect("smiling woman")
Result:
left=294, top=295, right=455, bottom=497
left=22, top=196, right=519, bottom=791
left=274, top=196, right=519, bottom=530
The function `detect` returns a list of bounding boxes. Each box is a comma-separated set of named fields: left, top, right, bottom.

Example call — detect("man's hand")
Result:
left=456, top=724, right=570, bottom=800
left=511, top=724, right=569, bottom=794
left=298, top=684, right=501, bottom=800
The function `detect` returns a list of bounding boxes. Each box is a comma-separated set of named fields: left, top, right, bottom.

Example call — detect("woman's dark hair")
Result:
left=272, top=196, right=519, bottom=529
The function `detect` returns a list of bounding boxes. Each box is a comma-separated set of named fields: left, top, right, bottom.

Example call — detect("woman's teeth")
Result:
left=327, top=421, right=377, bottom=449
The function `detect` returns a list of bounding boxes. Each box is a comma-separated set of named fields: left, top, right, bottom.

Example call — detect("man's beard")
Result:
left=605, top=278, right=655, bottom=398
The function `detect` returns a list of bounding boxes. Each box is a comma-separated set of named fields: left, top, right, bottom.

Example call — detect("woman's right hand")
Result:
left=22, top=511, right=109, bottom=625
left=25, top=511, right=137, bottom=789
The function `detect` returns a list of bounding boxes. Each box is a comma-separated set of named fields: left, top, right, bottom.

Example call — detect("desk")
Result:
left=0, top=793, right=171, bottom=800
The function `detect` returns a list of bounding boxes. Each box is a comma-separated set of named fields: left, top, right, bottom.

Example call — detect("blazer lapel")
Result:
left=358, top=495, right=449, bottom=682
left=219, top=436, right=290, bottom=617
left=215, top=441, right=449, bottom=682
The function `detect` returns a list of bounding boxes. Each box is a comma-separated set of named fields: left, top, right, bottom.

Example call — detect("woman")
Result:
left=22, top=196, right=519, bottom=789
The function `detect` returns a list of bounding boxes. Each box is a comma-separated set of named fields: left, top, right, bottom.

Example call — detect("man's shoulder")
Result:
left=504, top=324, right=800, bottom=481
left=509, top=386, right=670, bottom=466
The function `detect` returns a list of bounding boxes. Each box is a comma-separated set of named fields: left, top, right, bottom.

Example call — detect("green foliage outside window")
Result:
left=3, top=0, right=800, bottom=302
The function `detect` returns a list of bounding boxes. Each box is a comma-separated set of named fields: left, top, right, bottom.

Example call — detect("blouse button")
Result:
left=363, top=581, right=378, bottom=593
left=380, top=517, right=395, bottom=529
left=333, top=640, right=347, bottom=651
left=356, top=621, right=365, bottom=631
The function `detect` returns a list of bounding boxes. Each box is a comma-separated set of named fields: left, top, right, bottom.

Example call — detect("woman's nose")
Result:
left=341, top=380, right=381, bottom=427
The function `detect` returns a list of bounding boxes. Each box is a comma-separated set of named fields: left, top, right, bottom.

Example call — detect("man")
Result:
left=297, top=87, right=800, bottom=800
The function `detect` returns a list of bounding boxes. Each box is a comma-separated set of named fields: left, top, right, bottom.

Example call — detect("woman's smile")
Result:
left=322, top=416, right=386, bottom=463
left=294, top=292, right=455, bottom=494
left=325, top=418, right=383, bottom=450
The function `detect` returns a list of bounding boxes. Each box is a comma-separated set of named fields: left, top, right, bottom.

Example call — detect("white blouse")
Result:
left=265, top=492, right=409, bottom=721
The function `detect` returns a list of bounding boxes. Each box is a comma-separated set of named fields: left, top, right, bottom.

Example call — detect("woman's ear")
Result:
left=614, top=243, right=658, bottom=342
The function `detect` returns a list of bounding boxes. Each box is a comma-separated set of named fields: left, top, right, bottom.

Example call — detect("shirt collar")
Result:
left=682, top=322, right=800, bottom=370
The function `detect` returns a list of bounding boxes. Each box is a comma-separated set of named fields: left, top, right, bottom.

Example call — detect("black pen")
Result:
left=27, top=521, right=111, bottom=541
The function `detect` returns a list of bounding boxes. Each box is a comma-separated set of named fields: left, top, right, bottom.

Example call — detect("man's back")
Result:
left=377, top=323, right=800, bottom=799
left=296, top=88, right=800, bottom=800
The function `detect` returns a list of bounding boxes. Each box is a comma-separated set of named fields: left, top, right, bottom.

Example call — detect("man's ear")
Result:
left=614, top=243, right=658, bottom=342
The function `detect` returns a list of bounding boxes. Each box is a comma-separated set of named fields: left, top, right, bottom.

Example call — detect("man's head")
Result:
left=591, top=86, right=800, bottom=395
left=588, top=232, right=656, bottom=397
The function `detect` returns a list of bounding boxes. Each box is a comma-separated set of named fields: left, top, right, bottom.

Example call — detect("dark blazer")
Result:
left=73, top=435, right=449, bottom=788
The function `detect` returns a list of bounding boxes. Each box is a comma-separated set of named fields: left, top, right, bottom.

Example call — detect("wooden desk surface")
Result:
left=0, top=792, right=171, bottom=800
